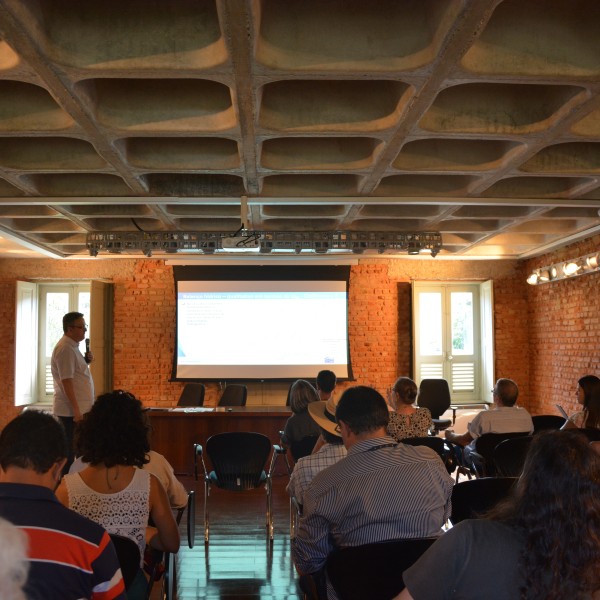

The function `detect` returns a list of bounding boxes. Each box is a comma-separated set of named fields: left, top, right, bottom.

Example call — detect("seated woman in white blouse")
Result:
left=386, top=377, right=432, bottom=441
left=56, top=390, right=180, bottom=599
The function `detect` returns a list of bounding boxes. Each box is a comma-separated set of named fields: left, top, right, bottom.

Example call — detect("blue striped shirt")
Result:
left=292, top=435, right=453, bottom=579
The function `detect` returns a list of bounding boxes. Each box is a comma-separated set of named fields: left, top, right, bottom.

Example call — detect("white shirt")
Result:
left=51, top=335, right=95, bottom=417
left=464, top=406, right=533, bottom=458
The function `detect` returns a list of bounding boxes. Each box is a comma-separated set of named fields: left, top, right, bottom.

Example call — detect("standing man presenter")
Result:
left=51, top=311, right=94, bottom=472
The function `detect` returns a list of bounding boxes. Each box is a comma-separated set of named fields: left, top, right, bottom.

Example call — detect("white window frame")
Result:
left=412, top=280, right=494, bottom=405
left=15, top=280, right=112, bottom=407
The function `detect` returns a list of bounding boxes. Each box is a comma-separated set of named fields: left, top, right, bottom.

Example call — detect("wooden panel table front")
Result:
left=148, top=406, right=292, bottom=475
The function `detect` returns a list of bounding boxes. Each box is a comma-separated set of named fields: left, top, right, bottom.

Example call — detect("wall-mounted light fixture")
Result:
left=526, top=250, right=600, bottom=285
left=86, top=230, right=442, bottom=258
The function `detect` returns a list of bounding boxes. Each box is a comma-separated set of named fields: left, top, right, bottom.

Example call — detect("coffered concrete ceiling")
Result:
left=1, top=0, right=600, bottom=259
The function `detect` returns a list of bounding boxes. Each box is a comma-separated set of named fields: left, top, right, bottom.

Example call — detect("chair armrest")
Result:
left=469, top=450, right=486, bottom=477
left=193, top=443, right=204, bottom=481
left=291, top=495, right=303, bottom=517
left=268, top=444, right=287, bottom=477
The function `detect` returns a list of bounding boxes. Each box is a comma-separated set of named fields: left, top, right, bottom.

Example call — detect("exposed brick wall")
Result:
left=492, top=263, right=530, bottom=406
left=524, top=233, right=600, bottom=417
left=0, top=251, right=562, bottom=430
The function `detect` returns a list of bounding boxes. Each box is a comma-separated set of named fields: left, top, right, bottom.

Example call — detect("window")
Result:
left=39, top=284, right=90, bottom=401
left=412, top=281, right=494, bottom=404
left=15, top=280, right=112, bottom=406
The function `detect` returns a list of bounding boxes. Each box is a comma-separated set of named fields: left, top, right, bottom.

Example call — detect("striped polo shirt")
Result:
left=0, top=482, right=126, bottom=600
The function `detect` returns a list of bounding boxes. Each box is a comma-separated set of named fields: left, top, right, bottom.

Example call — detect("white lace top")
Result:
left=64, top=468, right=150, bottom=565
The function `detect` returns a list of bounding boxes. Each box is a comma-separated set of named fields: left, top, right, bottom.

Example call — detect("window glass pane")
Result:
left=45, top=293, right=69, bottom=355
left=451, top=292, right=473, bottom=355
left=418, top=292, right=442, bottom=355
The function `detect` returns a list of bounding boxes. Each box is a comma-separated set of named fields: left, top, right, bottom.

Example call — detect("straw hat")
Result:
left=308, top=395, right=340, bottom=437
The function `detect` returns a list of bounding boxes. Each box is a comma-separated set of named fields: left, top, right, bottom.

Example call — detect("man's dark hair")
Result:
left=321, top=428, right=344, bottom=445
left=0, top=411, right=67, bottom=473
left=75, top=390, right=150, bottom=468
left=495, top=378, right=519, bottom=407
left=62, top=311, right=84, bottom=333
left=316, top=370, right=337, bottom=393
left=335, top=386, right=389, bottom=435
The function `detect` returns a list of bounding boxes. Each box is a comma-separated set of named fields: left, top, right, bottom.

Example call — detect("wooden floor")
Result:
left=170, top=473, right=301, bottom=600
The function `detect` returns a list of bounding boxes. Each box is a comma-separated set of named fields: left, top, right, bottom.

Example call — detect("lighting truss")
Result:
left=86, top=230, right=442, bottom=257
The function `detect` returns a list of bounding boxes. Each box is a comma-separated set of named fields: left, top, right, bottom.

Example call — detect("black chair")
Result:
left=417, top=379, right=452, bottom=433
left=532, top=414, right=565, bottom=432
left=402, top=436, right=456, bottom=474
left=577, top=427, right=600, bottom=441
left=193, top=432, right=278, bottom=543
left=326, top=538, right=436, bottom=600
left=109, top=534, right=140, bottom=591
left=290, top=435, right=319, bottom=462
left=450, top=477, right=517, bottom=525
left=218, top=384, right=248, bottom=406
left=468, top=431, right=530, bottom=477
left=493, top=435, right=533, bottom=477
left=177, top=382, right=205, bottom=407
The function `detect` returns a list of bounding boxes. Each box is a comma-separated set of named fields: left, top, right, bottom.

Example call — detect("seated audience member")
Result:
left=0, top=516, right=29, bottom=600
left=56, top=390, right=179, bottom=599
left=445, top=378, right=533, bottom=463
left=70, top=448, right=188, bottom=509
left=292, top=386, right=453, bottom=600
left=286, top=394, right=347, bottom=506
left=562, top=374, right=600, bottom=430
left=281, top=379, right=321, bottom=448
left=386, top=376, right=432, bottom=441
left=396, top=430, right=600, bottom=600
left=0, top=411, right=125, bottom=600
left=316, top=369, right=337, bottom=401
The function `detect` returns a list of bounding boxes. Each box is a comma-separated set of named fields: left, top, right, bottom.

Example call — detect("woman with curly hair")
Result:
left=396, top=430, right=600, bottom=600
left=56, top=390, right=179, bottom=599
left=562, top=374, right=600, bottom=430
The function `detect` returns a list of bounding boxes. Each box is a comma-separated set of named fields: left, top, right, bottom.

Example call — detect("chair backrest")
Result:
left=531, top=414, right=565, bottom=432
left=402, top=436, right=455, bottom=474
left=218, top=384, right=248, bottom=407
left=450, top=477, right=517, bottom=524
left=290, top=435, right=319, bottom=461
left=326, top=538, right=436, bottom=600
left=577, top=427, right=600, bottom=441
left=493, top=435, right=533, bottom=477
left=417, top=379, right=451, bottom=419
left=473, top=431, right=530, bottom=476
left=402, top=436, right=445, bottom=457
left=206, top=432, right=272, bottom=491
left=109, top=533, right=140, bottom=590
left=177, top=383, right=205, bottom=407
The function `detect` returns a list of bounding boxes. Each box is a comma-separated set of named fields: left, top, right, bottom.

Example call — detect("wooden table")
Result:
left=148, top=406, right=292, bottom=476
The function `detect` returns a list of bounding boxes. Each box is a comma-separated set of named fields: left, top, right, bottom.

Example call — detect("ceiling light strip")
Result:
left=526, top=250, right=600, bottom=285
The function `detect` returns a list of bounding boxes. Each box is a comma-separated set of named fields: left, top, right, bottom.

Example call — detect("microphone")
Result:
left=84, top=338, right=91, bottom=364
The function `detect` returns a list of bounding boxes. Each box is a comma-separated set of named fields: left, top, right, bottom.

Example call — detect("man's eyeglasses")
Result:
left=70, top=325, right=87, bottom=331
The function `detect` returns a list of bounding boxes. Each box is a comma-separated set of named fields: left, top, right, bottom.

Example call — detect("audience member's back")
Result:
left=0, top=410, right=125, bottom=600
left=56, top=390, right=179, bottom=599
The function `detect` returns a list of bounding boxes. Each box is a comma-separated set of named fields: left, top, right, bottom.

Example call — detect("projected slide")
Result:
left=175, top=280, right=350, bottom=380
